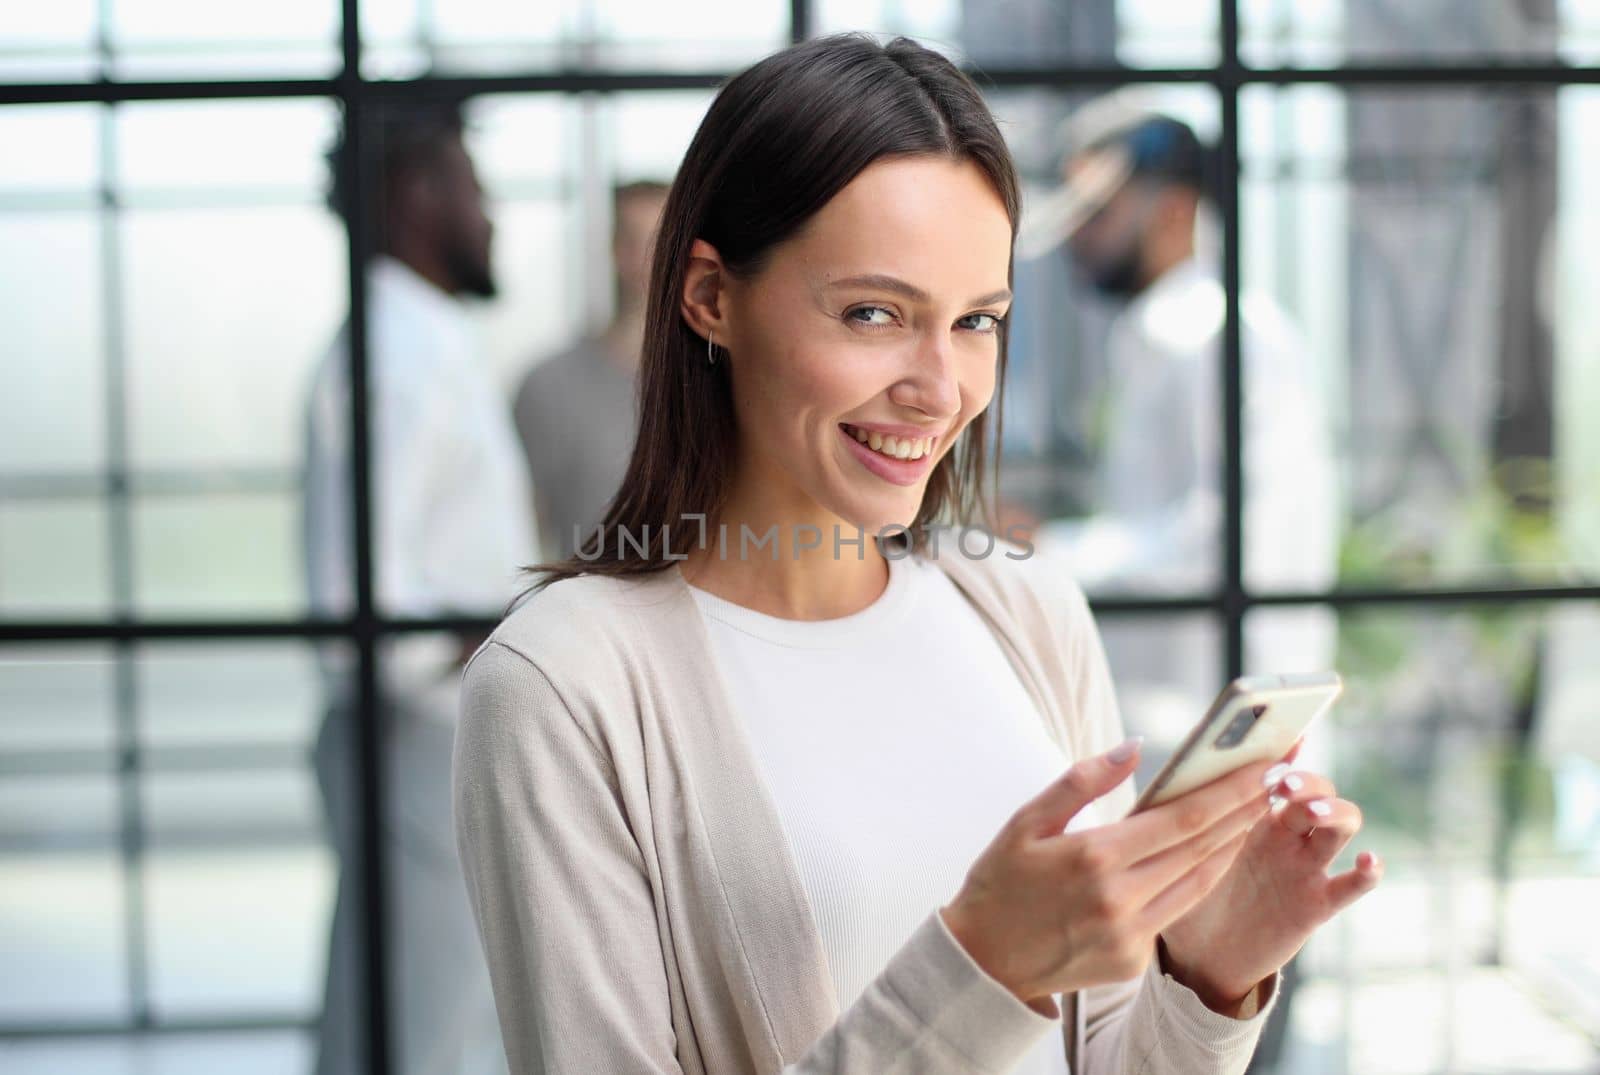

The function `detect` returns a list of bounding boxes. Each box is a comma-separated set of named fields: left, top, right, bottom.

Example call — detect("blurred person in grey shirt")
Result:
left=513, top=180, right=669, bottom=558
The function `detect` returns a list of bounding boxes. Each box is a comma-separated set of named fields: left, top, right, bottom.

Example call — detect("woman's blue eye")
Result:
left=846, top=307, right=1005, bottom=332
left=847, top=306, right=896, bottom=327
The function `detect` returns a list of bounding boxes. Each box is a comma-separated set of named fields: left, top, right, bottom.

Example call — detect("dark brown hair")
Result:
left=519, top=33, right=1020, bottom=600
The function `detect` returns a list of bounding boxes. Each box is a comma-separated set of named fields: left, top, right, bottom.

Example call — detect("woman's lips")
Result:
left=839, top=424, right=936, bottom=487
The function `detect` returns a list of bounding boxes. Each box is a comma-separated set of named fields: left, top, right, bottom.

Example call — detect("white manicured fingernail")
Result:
left=1283, top=774, right=1305, bottom=793
left=1108, top=736, right=1143, bottom=764
left=1262, top=763, right=1291, bottom=788
left=1307, top=799, right=1333, bottom=818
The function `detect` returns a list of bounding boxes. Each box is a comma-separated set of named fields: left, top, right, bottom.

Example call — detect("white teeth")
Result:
left=847, top=425, right=933, bottom=462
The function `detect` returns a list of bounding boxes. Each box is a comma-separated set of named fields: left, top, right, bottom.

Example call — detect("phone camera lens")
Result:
left=1214, top=703, right=1269, bottom=749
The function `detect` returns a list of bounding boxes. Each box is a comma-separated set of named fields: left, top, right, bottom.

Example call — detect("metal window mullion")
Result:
left=338, top=1, right=393, bottom=1072
left=1220, top=0, right=1246, bottom=678
left=92, top=0, right=155, bottom=1029
left=6, top=61, right=1600, bottom=108
left=418, top=0, right=437, bottom=73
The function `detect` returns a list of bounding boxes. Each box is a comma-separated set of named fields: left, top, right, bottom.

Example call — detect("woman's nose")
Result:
left=888, top=332, right=962, bottom=420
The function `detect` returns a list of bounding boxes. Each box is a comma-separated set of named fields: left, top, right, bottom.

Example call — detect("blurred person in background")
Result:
left=513, top=179, right=670, bottom=558
left=1017, top=95, right=1340, bottom=1073
left=300, top=96, right=534, bottom=1075
left=1017, top=96, right=1339, bottom=769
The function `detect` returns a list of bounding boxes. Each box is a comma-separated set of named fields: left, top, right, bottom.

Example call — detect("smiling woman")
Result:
left=453, top=30, right=1381, bottom=1075
left=517, top=34, right=1023, bottom=599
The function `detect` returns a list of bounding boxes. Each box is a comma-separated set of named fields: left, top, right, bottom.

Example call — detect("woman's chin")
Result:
left=845, top=504, right=923, bottom=542
left=823, top=482, right=928, bottom=544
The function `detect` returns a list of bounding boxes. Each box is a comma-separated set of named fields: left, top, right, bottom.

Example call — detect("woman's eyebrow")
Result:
left=824, top=273, right=1011, bottom=307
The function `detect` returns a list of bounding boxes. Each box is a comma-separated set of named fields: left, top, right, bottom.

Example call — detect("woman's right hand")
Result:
left=938, top=740, right=1280, bottom=1017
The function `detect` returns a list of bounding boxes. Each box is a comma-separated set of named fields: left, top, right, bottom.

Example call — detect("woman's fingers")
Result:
left=1114, top=758, right=1278, bottom=863
left=1271, top=778, right=1363, bottom=864
left=1134, top=829, right=1251, bottom=934
left=1122, top=792, right=1269, bottom=900
left=1269, top=769, right=1335, bottom=806
left=1323, top=851, right=1384, bottom=914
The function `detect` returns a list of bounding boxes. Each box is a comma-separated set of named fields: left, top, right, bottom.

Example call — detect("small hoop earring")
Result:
left=707, top=330, right=718, bottom=367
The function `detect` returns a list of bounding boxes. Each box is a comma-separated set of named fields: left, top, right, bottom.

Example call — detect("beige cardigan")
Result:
left=453, top=544, right=1279, bottom=1073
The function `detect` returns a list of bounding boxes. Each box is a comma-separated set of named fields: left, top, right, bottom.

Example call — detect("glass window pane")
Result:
left=0, top=0, right=341, bottom=82
left=122, top=206, right=346, bottom=472
left=0, top=645, right=115, bottom=757
left=0, top=2, right=98, bottom=82
left=587, top=0, right=789, bottom=67
left=133, top=640, right=341, bottom=1023
left=1247, top=602, right=1600, bottom=1074
left=115, top=100, right=340, bottom=196
left=0, top=500, right=113, bottom=619
left=96, top=99, right=346, bottom=619
left=465, top=95, right=570, bottom=188
left=138, top=643, right=322, bottom=752
left=0, top=1031, right=313, bottom=1074
left=1241, top=0, right=1591, bottom=68
left=0, top=212, right=105, bottom=475
left=1243, top=85, right=1600, bottom=590
left=0, top=774, right=128, bottom=1023
left=361, top=0, right=786, bottom=77
left=603, top=91, right=714, bottom=182
left=816, top=0, right=1218, bottom=69
left=131, top=492, right=303, bottom=616
left=142, top=776, right=330, bottom=1017
left=108, top=0, right=340, bottom=80
left=0, top=104, right=98, bottom=197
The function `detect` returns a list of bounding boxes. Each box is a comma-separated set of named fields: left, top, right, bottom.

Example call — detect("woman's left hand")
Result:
left=1156, top=744, right=1384, bottom=1016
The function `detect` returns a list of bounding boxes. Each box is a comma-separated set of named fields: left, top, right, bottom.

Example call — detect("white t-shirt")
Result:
left=687, top=551, right=1080, bottom=1075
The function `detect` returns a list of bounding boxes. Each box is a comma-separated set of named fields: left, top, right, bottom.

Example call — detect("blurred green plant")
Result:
left=1331, top=454, right=1570, bottom=856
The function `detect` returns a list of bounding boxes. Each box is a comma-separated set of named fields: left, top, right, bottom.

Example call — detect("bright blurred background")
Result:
left=3, top=2, right=1599, bottom=1073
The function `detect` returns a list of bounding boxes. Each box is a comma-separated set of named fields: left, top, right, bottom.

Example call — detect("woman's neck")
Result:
left=678, top=522, right=892, bottom=621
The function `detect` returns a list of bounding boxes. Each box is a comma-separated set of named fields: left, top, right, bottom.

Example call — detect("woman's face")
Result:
left=718, top=155, right=1014, bottom=538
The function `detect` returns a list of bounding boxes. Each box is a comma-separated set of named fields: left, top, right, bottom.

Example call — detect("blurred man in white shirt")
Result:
left=1018, top=96, right=1339, bottom=760
left=301, top=97, right=536, bottom=1075
left=1017, top=95, right=1340, bottom=1074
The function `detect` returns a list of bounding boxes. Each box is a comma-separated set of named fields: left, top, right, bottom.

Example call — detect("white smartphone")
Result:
left=1128, top=672, right=1343, bottom=814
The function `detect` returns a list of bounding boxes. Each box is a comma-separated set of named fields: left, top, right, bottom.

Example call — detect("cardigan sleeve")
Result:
left=454, top=639, right=1065, bottom=1074
left=454, top=641, right=686, bottom=1073
left=1048, top=570, right=1283, bottom=1075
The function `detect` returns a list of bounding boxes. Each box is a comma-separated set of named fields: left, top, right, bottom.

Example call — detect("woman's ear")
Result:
left=680, top=238, right=730, bottom=343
